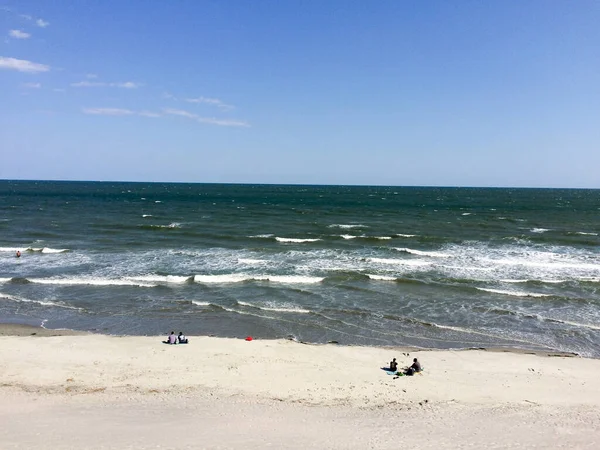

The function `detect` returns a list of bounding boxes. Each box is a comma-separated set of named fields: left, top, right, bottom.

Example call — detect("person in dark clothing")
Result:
left=178, top=332, right=188, bottom=344
left=405, top=358, right=422, bottom=376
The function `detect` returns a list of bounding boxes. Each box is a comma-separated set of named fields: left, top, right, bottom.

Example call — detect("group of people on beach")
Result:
left=388, top=357, right=422, bottom=376
left=164, top=331, right=188, bottom=345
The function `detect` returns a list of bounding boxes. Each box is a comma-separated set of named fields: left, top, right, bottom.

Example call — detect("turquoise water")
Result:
left=1, top=181, right=599, bottom=355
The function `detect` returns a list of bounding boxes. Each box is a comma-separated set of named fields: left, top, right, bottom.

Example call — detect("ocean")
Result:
left=1, top=181, right=599, bottom=356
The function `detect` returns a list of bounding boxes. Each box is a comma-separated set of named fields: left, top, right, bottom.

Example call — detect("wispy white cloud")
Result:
left=0, top=56, right=50, bottom=73
left=163, top=108, right=197, bottom=119
left=115, top=81, right=140, bottom=89
left=138, top=111, right=162, bottom=118
left=82, top=107, right=247, bottom=127
left=163, top=108, right=249, bottom=127
left=185, top=96, right=234, bottom=111
left=9, top=29, right=31, bottom=39
left=21, top=82, right=41, bottom=88
left=86, top=73, right=98, bottom=79
left=82, top=108, right=162, bottom=118
left=162, top=92, right=176, bottom=100
left=36, top=18, right=49, bottom=28
left=71, top=81, right=104, bottom=87
left=71, top=80, right=141, bottom=89
left=53, top=88, right=66, bottom=93
left=82, top=108, right=135, bottom=116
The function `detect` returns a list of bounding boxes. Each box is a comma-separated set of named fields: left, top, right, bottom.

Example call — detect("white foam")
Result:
left=554, top=319, right=600, bottom=331
left=395, top=248, right=450, bottom=258
left=142, top=214, right=153, bottom=218
left=489, top=258, right=598, bottom=270
left=237, top=258, right=266, bottom=264
left=368, top=236, right=392, bottom=240
left=575, top=232, right=598, bottom=236
left=258, top=275, right=323, bottom=284
left=531, top=228, right=550, bottom=233
left=462, top=213, right=472, bottom=216
left=476, top=288, right=550, bottom=298
left=126, top=275, right=191, bottom=283
left=501, top=279, right=566, bottom=284
left=367, top=274, right=397, bottom=281
left=194, top=274, right=323, bottom=284
left=41, top=248, right=69, bottom=254
left=0, top=246, right=69, bottom=253
left=369, top=258, right=431, bottom=267
left=194, top=274, right=253, bottom=283
left=248, top=234, right=274, bottom=238
left=395, top=234, right=417, bottom=238
left=155, top=200, right=162, bottom=203
left=340, top=235, right=357, bottom=239
left=191, top=301, right=211, bottom=306
left=238, top=301, right=311, bottom=314
left=28, top=277, right=156, bottom=287
left=0, top=247, right=27, bottom=252
left=0, top=293, right=81, bottom=310
left=149, top=223, right=181, bottom=229
left=328, top=224, right=367, bottom=229
left=275, top=237, right=321, bottom=243
left=0, top=278, right=11, bottom=284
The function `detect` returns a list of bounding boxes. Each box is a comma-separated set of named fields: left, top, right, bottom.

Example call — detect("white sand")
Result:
left=1, top=334, right=600, bottom=449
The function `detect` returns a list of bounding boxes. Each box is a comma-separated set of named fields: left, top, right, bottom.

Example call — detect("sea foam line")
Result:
left=194, top=274, right=324, bottom=284
left=237, top=301, right=311, bottom=314
left=126, top=275, right=192, bottom=283
left=191, top=301, right=211, bottom=307
left=531, top=228, right=550, bottom=233
left=28, top=277, right=156, bottom=287
left=476, top=287, right=550, bottom=298
left=0, top=293, right=81, bottom=310
left=275, top=237, right=321, bottom=243
left=395, top=247, right=450, bottom=258
left=367, top=274, right=397, bottom=281
left=369, top=258, right=431, bottom=267
left=328, top=224, right=367, bottom=229
left=0, top=247, right=69, bottom=253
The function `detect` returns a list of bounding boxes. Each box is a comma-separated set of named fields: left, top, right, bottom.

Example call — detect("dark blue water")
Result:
left=1, top=181, right=599, bottom=355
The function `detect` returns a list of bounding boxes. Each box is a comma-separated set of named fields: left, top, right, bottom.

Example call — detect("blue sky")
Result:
left=1, top=0, right=599, bottom=187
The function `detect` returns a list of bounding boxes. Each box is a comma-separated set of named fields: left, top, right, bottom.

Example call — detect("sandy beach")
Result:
left=1, top=326, right=599, bottom=449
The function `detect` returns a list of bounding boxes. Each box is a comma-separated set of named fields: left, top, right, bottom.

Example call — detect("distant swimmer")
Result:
left=16, top=250, right=21, bottom=258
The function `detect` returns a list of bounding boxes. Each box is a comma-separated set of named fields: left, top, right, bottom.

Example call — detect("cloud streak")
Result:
left=0, top=56, right=50, bottom=73
left=9, top=29, right=31, bottom=39
left=36, top=19, right=49, bottom=28
left=185, top=96, right=234, bottom=111
left=22, top=82, right=41, bottom=89
left=82, top=107, right=249, bottom=127
left=82, top=108, right=136, bottom=116
left=72, top=80, right=142, bottom=88
left=164, top=108, right=249, bottom=127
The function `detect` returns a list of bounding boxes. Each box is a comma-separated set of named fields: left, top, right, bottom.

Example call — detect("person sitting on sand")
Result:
left=163, top=331, right=177, bottom=345
left=404, top=358, right=422, bottom=376
left=389, top=358, right=398, bottom=372
left=178, top=332, right=188, bottom=344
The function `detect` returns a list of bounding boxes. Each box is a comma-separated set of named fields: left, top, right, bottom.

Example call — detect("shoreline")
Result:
left=0, top=322, right=581, bottom=358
